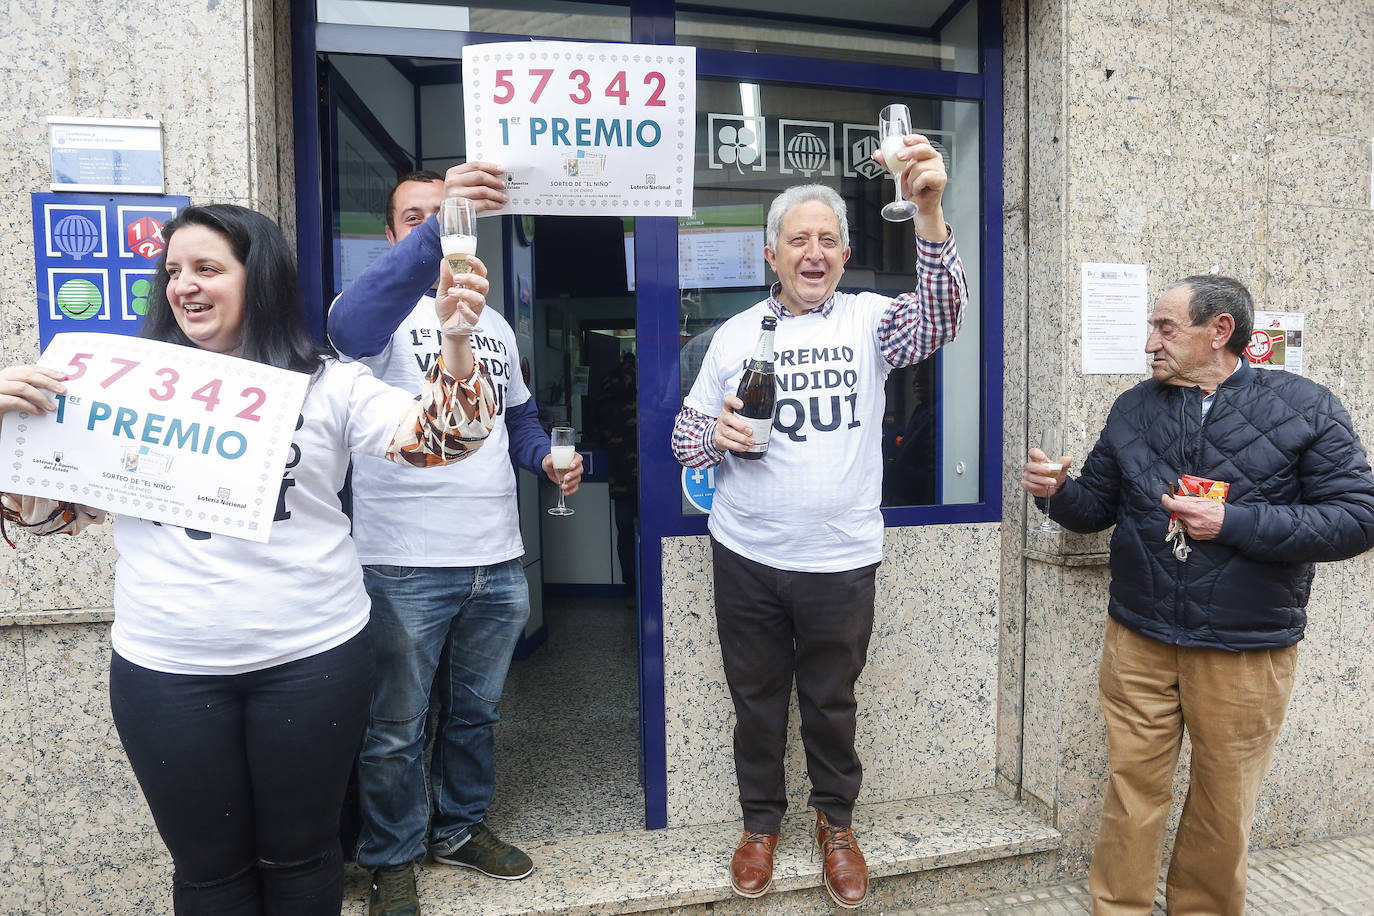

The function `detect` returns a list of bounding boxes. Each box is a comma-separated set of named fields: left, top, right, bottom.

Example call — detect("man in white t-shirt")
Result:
left=329, top=165, right=582, bottom=916
left=672, top=136, right=967, bottom=909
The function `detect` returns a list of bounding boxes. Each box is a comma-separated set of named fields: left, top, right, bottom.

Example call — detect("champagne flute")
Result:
left=439, top=197, right=482, bottom=335
left=878, top=104, right=919, bottom=222
left=548, top=426, right=576, bottom=517
left=1032, top=426, right=1063, bottom=534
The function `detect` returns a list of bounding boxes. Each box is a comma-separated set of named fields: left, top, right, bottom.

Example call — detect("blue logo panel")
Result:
left=681, top=466, right=716, bottom=513
left=31, top=192, right=189, bottom=348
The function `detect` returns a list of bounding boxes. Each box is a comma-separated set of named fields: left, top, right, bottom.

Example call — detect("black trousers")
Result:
left=110, top=626, right=374, bottom=916
left=711, top=538, right=877, bottom=833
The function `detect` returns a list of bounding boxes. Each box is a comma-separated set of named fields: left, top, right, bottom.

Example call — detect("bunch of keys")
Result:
left=1164, top=480, right=1192, bottom=562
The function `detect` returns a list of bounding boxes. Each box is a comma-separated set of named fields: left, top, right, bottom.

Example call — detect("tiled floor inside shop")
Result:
left=487, top=591, right=644, bottom=843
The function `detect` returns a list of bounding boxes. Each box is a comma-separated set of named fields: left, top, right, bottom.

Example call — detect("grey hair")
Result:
left=1164, top=275, right=1255, bottom=358
left=765, top=185, right=849, bottom=250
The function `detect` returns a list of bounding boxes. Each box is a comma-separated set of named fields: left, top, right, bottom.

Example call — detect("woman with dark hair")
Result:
left=0, top=204, right=496, bottom=915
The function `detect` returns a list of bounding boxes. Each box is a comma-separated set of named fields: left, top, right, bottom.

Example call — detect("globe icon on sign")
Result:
left=53, top=215, right=100, bottom=260
left=56, top=278, right=102, bottom=319
left=785, top=132, right=829, bottom=176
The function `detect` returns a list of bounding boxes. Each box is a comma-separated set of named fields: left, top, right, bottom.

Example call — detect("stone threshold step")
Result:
left=351, top=788, right=1061, bottom=916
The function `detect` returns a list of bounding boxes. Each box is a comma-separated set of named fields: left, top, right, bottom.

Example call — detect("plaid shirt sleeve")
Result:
left=388, top=355, right=498, bottom=467
left=877, top=226, right=968, bottom=368
left=672, top=405, right=725, bottom=469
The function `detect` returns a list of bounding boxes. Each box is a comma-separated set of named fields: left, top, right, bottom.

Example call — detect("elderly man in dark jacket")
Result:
left=1020, top=274, right=1374, bottom=916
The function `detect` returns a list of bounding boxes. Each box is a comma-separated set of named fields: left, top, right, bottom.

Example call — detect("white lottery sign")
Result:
left=463, top=41, right=696, bottom=216
left=0, top=333, right=309, bottom=542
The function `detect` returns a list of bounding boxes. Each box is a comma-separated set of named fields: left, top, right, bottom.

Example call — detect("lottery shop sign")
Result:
left=30, top=192, right=188, bottom=349
left=0, top=334, right=308, bottom=542
left=463, top=42, right=696, bottom=216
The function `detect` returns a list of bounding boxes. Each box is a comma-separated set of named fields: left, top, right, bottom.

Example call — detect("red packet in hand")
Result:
left=1177, top=474, right=1230, bottom=503
left=1164, top=475, right=1230, bottom=561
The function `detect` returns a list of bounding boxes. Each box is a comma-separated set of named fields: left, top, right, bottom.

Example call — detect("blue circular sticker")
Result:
left=681, top=466, right=716, bottom=513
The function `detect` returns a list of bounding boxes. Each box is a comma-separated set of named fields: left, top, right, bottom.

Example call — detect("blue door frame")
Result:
left=293, top=0, right=1002, bottom=832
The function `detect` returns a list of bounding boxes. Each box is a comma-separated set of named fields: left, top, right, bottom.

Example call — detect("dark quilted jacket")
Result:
left=1049, top=360, right=1374, bottom=651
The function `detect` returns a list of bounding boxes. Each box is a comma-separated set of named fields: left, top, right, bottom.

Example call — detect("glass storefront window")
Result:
left=317, top=0, right=630, bottom=41
left=674, top=78, right=983, bottom=513
left=677, top=0, right=978, bottom=72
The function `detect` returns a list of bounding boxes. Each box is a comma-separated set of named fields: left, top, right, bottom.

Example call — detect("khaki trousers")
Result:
left=1089, top=619, right=1298, bottom=915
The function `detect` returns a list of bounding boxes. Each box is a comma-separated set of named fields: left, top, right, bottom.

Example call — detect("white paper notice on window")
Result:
left=1081, top=263, right=1148, bottom=374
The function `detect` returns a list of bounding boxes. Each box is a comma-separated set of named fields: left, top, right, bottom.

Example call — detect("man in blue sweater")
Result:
left=329, top=164, right=582, bottom=916
left=1020, top=275, right=1374, bottom=915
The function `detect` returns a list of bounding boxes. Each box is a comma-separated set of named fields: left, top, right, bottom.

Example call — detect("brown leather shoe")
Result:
left=815, top=811, right=868, bottom=908
left=729, top=830, right=780, bottom=898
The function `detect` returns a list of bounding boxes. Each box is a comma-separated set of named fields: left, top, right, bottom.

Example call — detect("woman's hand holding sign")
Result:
left=0, top=366, right=67, bottom=419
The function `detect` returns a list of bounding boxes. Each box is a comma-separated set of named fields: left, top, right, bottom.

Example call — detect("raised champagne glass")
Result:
left=878, top=104, right=919, bottom=222
left=439, top=197, right=481, bottom=335
left=548, top=426, right=576, bottom=517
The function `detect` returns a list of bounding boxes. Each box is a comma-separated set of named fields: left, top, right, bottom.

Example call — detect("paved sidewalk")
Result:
left=897, top=834, right=1374, bottom=915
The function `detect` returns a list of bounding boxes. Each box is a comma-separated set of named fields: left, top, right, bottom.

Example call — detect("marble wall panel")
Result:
left=1165, top=3, right=1269, bottom=99
left=1248, top=564, right=1339, bottom=845
left=1035, top=565, right=1111, bottom=847
left=1002, top=0, right=1029, bottom=212
left=43, top=860, right=172, bottom=916
left=1062, top=24, right=1171, bottom=231
left=1268, top=86, right=1374, bottom=139
left=1328, top=557, right=1374, bottom=837
left=661, top=526, right=1001, bottom=829
left=1150, top=98, right=1269, bottom=245
left=0, top=629, right=43, bottom=916
left=248, top=0, right=284, bottom=217
left=0, top=518, right=118, bottom=615
left=1139, top=234, right=1264, bottom=308
left=1026, top=0, right=1068, bottom=222
left=25, top=625, right=159, bottom=871
left=1269, top=133, right=1373, bottom=212
left=1269, top=0, right=1374, bottom=95
left=1025, top=215, right=1068, bottom=402
left=1018, top=558, right=1065, bottom=812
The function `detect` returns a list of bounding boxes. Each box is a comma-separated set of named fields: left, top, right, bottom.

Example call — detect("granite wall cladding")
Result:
left=0, top=623, right=172, bottom=915
left=1018, top=0, right=1374, bottom=883
left=661, top=526, right=1002, bottom=828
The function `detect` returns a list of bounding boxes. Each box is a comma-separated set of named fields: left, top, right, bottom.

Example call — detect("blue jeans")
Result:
left=355, top=559, right=530, bottom=869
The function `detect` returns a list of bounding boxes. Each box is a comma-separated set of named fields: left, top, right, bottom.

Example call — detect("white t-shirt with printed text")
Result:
left=684, top=293, right=895, bottom=573
left=346, top=297, right=532, bottom=567
left=111, top=359, right=419, bottom=675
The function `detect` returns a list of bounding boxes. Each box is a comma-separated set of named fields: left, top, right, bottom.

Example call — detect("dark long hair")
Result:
left=142, top=204, right=328, bottom=374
